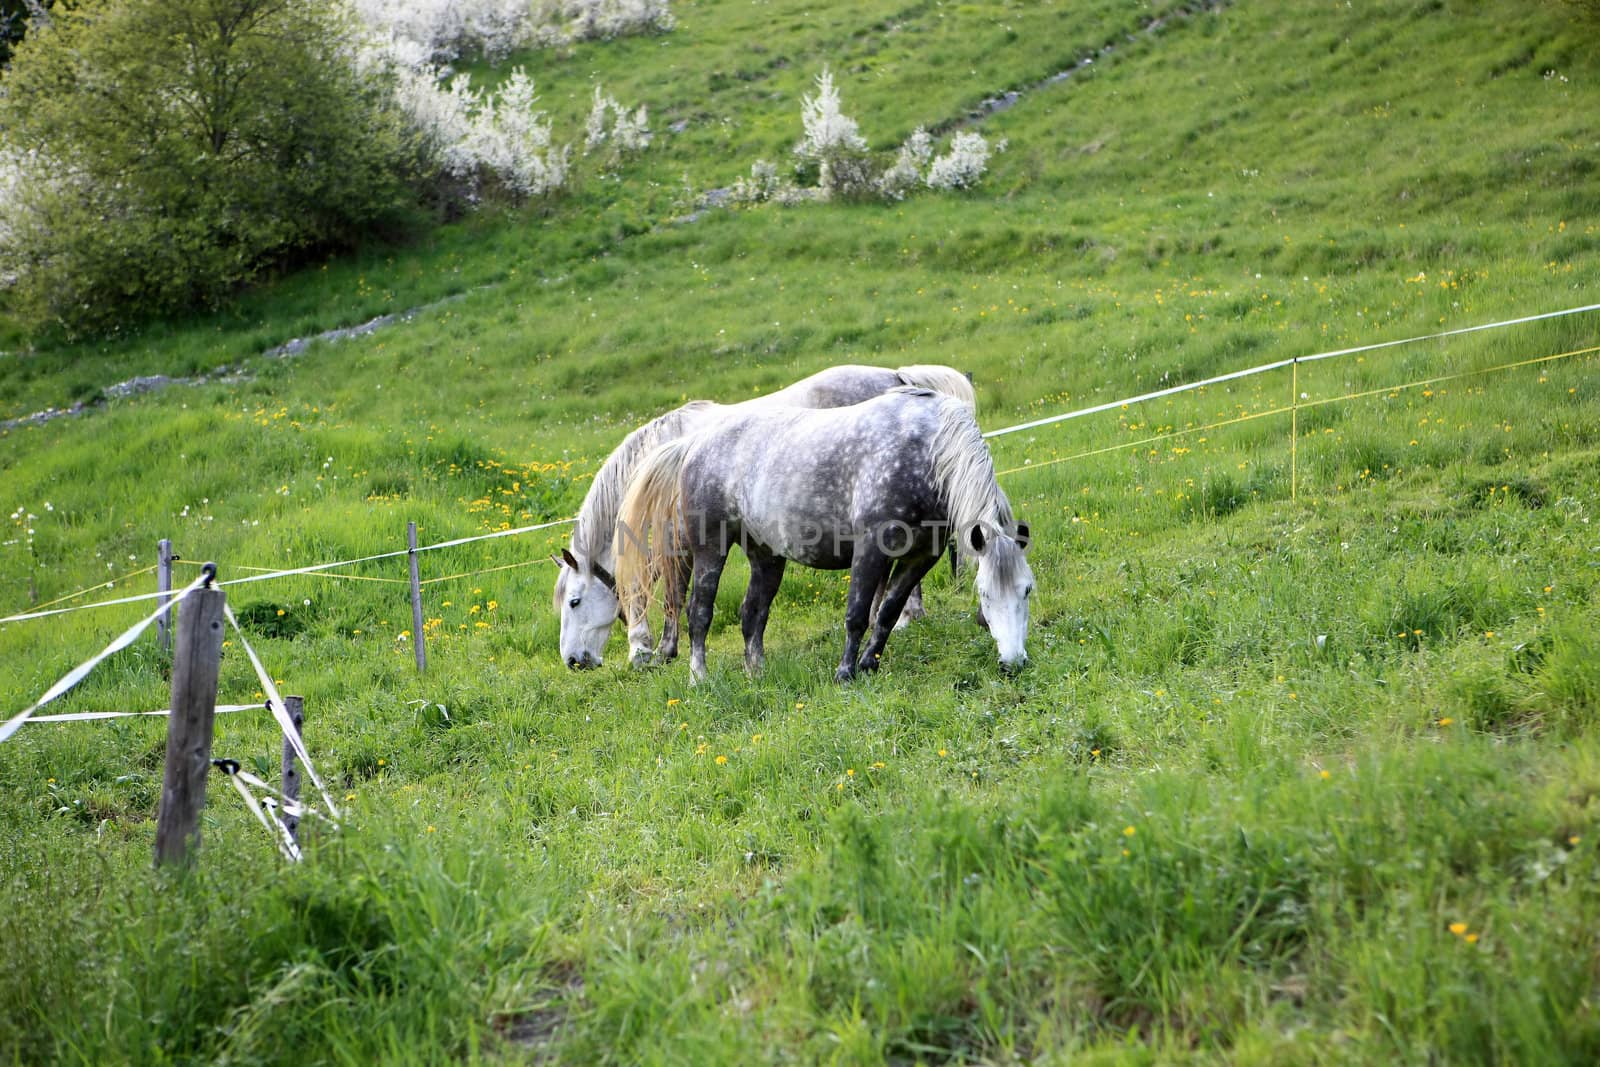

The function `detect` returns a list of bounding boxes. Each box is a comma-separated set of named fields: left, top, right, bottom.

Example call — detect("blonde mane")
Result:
left=567, top=401, right=718, bottom=569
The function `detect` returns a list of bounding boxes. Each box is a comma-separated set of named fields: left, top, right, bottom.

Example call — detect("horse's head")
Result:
left=968, top=520, right=1033, bottom=671
left=553, top=548, right=619, bottom=669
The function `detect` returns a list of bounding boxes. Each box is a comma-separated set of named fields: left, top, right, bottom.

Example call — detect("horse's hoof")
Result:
left=856, top=657, right=882, bottom=675
left=834, top=666, right=856, bottom=683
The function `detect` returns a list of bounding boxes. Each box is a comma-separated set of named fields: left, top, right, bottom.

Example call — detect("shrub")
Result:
left=788, top=69, right=1002, bottom=202
left=793, top=66, right=873, bottom=199
left=0, top=0, right=412, bottom=336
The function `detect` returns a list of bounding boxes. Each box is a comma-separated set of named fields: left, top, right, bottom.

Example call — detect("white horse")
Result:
left=614, top=388, right=1033, bottom=683
left=554, top=364, right=975, bottom=669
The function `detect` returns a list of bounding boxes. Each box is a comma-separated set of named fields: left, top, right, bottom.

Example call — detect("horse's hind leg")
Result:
left=871, top=577, right=925, bottom=631
left=687, top=548, right=728, bottom=685
left=740, top=549, right=787, bottom=675
left=898, top=583, right=927, bottom=627
left=857, top=555, right=939, bottom=674
left=836, top=549, right=892, bottom=682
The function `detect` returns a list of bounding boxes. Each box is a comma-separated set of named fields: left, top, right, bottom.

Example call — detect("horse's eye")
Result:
left=1025, top=585, right=1034, bottom=598
left=568, top=596, right=581, bottom=609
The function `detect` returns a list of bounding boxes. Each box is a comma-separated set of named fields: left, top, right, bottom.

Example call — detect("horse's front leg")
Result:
left=836, top=548, right=891, bottom=683
left=857, top=555, right=939, bottom=674
left=687, top=547, right=728, bottom=685
left=624, top=600, right=656, bottom=668
left=740, top=549, right=787, bottom=675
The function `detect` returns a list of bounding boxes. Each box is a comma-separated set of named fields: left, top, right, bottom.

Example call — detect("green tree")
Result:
left=0, top=0, right=411, bottom=336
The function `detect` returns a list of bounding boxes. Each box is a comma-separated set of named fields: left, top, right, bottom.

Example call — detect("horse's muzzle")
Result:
left=566, top=652, right=600, bottom=670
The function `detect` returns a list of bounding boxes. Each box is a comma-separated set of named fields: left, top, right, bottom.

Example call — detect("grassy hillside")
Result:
left=3, top=0, right=1599, bottom=1061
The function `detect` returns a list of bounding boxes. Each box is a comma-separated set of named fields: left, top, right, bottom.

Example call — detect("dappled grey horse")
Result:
left=614, top=388, right=1033, bottom=683
left=554, top=364, right=975, bottom=669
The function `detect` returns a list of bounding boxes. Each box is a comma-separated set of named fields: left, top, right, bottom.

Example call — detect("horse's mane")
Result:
left=570, top=400, right=718, bottom=565
left=916, top=389, right=1020, bottom=571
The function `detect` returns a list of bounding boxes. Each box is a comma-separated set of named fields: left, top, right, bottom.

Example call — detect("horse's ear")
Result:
left=592, top=561, right=616, bottom=591
left=551, top=553, right=567, bottom=569
left=1014, top=522, right=1031, bottom=551
left=560, top=548, right=580, bottom=571
left=967, top=524, right=986, bottom=554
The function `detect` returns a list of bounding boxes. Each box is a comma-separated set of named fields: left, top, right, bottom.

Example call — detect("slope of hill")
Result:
left=2, top=1, right=1598, bottom=1061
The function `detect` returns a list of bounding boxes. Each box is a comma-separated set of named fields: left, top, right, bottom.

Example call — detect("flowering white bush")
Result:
left=926, top=131, right=999, bottom=191
left=0, top=151, right=26, bottom=274
left=794, top=66, right=871, bottom=197
left=783, top=68, right=1003, bottom=203
left=350, top=0, right=673, bottom=64
left=584, top=85, right=651, bottom=158
left=554, top=0, right=675, bottom=43
left=876, top=126, right=933, bottom=200
left=392, top=66, right=569, bottom=198
left=727, top=159, right=785, bottom=203
left=352, top=0, right=531, bottom=63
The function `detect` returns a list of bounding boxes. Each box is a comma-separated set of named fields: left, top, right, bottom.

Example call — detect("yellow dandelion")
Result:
left=1123, top=825, right=1137, bottom=837
left=1437, top=717, right=1454, bottom=727
left=1465, top=933, right=1479, bottom=944
left=1448, top=922, right=1468, bottom=936
left=1320, top=769, right=1331, bottom=780
left=426, top=825, right=436, bottom=834
left=715, top=755, right=728, bottom=766
left=667, top=698, right=680, bottom=707
left=938, top=747, right=949, bottom=758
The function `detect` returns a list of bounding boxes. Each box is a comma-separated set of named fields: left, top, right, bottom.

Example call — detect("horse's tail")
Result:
left=613, top=437, right=693, bottom=625
left=895, top=364, right=977, bottom=411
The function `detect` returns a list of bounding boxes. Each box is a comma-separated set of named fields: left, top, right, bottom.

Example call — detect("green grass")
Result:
left=3, top=0, right=1600, bottom=1061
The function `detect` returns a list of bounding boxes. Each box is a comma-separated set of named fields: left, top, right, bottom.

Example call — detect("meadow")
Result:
left=2, top=0, right=1600, bottom=1061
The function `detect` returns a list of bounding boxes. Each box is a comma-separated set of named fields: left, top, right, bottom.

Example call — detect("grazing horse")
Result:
left=554, top=364, right=975, bottom=669
left=613, top=388, right=1033, bottom=683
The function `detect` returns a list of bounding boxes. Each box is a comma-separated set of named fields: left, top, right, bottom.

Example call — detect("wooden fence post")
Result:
left=280, top=695, right=304, bottom=845
left=157, top=538, right=173, bottom=652
left=154, top=571, right=226, bottom=868
left=408, top=522, right=427, bottom=674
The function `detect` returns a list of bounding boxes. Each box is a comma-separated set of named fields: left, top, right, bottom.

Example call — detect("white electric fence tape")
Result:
left=28, top=704, right=263, bottom=724
left=980, top=301, right=1600, bottom=440
left=234, top=766, right=339, bottom=828
left=217, top=762, right=302, bottom=862
left=0, top=518, right=578, bottom=625
left=221, top=603, right=341, bottom=822
left=0, top=574, right=210, bottom=744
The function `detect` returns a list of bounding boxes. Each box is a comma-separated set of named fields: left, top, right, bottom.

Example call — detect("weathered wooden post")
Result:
left=407, top=521, right=427, bottom=674
left=280, top=695, right=304, bottom=845
left=154, top=565, right=225, bottom=868
left=156, top=538, right=174, bottom=652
